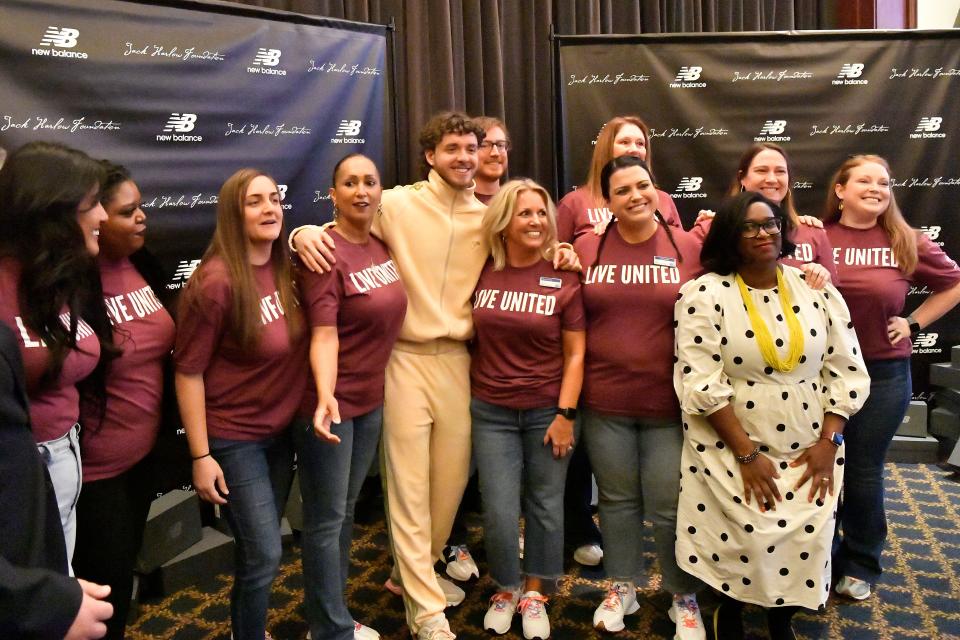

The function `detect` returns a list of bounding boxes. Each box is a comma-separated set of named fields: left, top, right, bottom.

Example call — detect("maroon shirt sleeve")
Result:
left=556, top=188, right=580, bottom=244
left=173, top=263, right=229, bottom=377
left=299, top=263, right=341, bottom=328
left=783, top=225, right=839, bottom=284
left=657, top=189, right=683, bottom=228
left=912, top=233, right=960, bottom=291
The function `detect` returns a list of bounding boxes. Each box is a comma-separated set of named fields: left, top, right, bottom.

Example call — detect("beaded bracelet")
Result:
left=735, top=446, right=761, bottom=464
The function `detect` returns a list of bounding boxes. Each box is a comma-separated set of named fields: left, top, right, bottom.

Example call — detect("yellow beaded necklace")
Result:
left=735, top=269, right=804, bottom=372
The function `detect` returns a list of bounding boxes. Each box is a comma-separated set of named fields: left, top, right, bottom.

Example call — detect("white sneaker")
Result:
left=593, top=581, right=639, bottom=632
left=417, top=614, right=456, bottom=640
left=519, top=591, right=550, bottom=640
left=483, top=589, right=520, bottom=634
left=671, top=594, right=705, bottom=640
left=436, top=573, right=466, bottom=607
left=835, top=575, right=871, bottom=600
left=573, top=543, right=604, bottom=567
left=444, top=544, right=480, bottom=581
left=354, top=621, right=381, bottom=639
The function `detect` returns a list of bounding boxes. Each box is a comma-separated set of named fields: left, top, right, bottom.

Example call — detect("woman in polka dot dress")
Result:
left=673, top=192, right=870, bottom=639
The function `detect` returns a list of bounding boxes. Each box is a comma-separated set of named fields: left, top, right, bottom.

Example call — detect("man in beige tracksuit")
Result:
left=296, top=112, right=489, bottom=639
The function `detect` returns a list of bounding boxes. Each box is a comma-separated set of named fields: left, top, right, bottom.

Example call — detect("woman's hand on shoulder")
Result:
left=192, top=456, right=228, bottom=504
left=292, top=225, right=337, bottom=273
left=797, top=215, right=824, bottom=228
left=799, top=262, right=831, bottom=290
left=553, top=243, right=582, bottom=272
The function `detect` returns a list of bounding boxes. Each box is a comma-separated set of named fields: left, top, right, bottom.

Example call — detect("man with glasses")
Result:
left=473, top=117, right=510, bottom=204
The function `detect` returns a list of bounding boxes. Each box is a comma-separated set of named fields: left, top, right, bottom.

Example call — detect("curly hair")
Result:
left=418, top=111, right=486, bottom=177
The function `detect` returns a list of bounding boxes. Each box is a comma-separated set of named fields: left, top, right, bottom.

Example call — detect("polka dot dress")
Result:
left=673, top=267, right=870, bottom=609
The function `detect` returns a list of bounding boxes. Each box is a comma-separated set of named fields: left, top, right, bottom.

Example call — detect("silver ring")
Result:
left=820, top=477, right=830, bottom=483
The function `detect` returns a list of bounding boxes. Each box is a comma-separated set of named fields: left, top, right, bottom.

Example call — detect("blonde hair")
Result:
left=585, top=115, right=652, bottom=208
left=823, top=154, right=918, bottom=274
left=483, top=179, right=558, bottom=271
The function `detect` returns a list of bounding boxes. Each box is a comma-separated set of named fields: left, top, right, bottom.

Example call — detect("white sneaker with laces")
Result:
left=671, top=594, right=705, bottom=640
left=573, top=543, right=604, bottom=567
left=354, top=621, right=381, bottom=639
left=593, top=581, right=639, bottom=632
left=416, top=614, right=456, bottom=640
left=444, top=544, right=480, bottom=581
left=436, top=573, right=466, bottom=607
left=835, top=575, right=871, bottom=600
left=483, top=589, right=520, bottom=634
left=519, top=591, right=550, bottom=639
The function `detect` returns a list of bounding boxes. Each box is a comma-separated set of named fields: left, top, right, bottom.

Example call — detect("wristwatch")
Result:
left=822, top=432, right=844, bottom=447
left=557, top=407, right=577, bottom=420
left=906, top=314, right=921, bottom=336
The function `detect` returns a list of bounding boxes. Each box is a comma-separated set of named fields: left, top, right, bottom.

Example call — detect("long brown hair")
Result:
left=823, top=154, right=918, bottom=274
left=584, top=115, right=653, bottom=208
left=727, top=143, right=801, bottom=226
left=183, top=169, right=301, bottom=350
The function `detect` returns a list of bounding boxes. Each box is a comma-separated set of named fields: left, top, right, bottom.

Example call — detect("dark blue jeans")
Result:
left=471, top=398, right=576, bottom=590
left=833, top=358, right=911, bottom=585
left=210, top=432, right=294, bottom=640
left=293, top=408, right=383, bottom=640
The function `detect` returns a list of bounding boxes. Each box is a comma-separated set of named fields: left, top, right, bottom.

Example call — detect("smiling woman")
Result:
left=173, top=168, right=307, bottom=640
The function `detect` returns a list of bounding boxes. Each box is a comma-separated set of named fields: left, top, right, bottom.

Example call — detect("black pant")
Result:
left=563, top=442, right=602, bottom=549
left=73, top=457, right=154, bottom=640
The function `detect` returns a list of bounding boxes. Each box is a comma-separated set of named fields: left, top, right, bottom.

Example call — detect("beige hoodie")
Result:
left=373, top=170, right=489, bottom=344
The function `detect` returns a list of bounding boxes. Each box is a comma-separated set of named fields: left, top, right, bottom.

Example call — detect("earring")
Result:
left=838, top=200, right=844, bottom=211
left=332, top=206, right=339, bottom=220
left=377, top=203, right=383, bottom=216
left=739, top=184, right=745, bottom=193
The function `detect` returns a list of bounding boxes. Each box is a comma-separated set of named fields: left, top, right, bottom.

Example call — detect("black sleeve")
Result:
left=0, top=555, right=82, bottom=639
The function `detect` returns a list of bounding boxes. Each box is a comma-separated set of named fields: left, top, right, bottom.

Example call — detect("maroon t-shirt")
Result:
left=826, top=222, right=960, bottom=360
left=298, top=230, right=407, bottom=420
left=575, top=224, right=703, bottom=417
left=80, top=257, right=175, bottom=482
left=470, top=259, right=585, bottom=408
left=0, top=257, right=101, bottom=442
left=475, top=192, right=495, bottom=205
left=173, top=257, right=308, bottom=440
left=556, top=186, right=682, bottom=243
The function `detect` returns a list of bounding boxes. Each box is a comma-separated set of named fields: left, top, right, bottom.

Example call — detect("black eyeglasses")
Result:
left=740, top=218, right=782, bottom=238
left=479, top=140, right=511, bottom=151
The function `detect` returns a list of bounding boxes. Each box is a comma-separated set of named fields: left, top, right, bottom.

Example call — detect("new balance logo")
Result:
left=674, top=177, right=707, bottom=199
left=167, top=260, right=201, bottom=289
left=163, top=113, right=197, bottom=133
left=336, top=120, right=362, bottom=136
left=921, top=226, right=941, bottom=241
left=39, top=27, right=79, bottom=48
left=913, top=332, right=938, bottom=349
left=277, top=184, right=288, bottom=200
left=915, top=117, right=942, bottom=133
left=759, top=120, right=787, bottom=135
left=252, top=48, right=282, bottom=66
left=675, top=66, right=702, bottom=82
left=837, top=63, right=864, bottom=79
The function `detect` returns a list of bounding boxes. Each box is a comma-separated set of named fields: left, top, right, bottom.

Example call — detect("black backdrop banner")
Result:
left=0, top=0, right=387, bottom=493
left=0, top=0, right=386, bottom=290
left=555, top=29, right=960, bottom=400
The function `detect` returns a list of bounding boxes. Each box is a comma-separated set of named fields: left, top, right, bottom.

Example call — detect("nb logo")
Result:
left=253, top=48, right=282, bottom=66
left=276, top=184, right=288, bottom=200
left=914, top=332, right=938, bottom=348
left=915, top=117, right=942, bottom=133
left=40, top=27, right=79, bottom=48
left=675, top=66, right=702, bottom=82
left=920, top=226, right=941, bottom=240
left=759, top=120, right=787, bottom=135
left=336, top=120, right=362, bottom=136
left=163, top=113, right=197, bottom=133
left=171, top=259, right=201, bottom=283
left=676, top=177, right=703, bottom=192
left=837, top=63, right=864, bottom=79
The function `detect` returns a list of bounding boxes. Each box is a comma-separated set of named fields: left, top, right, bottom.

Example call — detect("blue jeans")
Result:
left=37, top=423, right=82, bottom=573
left=293, top=408, right=383, bottom=640
left=833, top=358, right=911, bottom=585
left=210, top=432, right=294, bottom=640
left=582, top=409, right=701, bottom=595
left=471, top=398, right=576, bottom=590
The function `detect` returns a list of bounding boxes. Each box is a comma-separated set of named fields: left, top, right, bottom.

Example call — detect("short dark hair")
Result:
left=700, top=191, right=796, bottom=275
left=99, top=160, right=131, bottom=204
left=418, top=111, right=486, bottom=176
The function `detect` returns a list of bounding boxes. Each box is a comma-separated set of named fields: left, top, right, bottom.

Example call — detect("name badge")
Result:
left=653, top=255, right=676, bottom=268
left=539, top=276, right=562, bottom=289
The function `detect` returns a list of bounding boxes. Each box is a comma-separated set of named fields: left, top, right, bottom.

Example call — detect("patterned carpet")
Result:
left=128, top=463, right=960, bottom=640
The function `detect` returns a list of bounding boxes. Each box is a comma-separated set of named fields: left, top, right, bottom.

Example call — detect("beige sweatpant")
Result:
left=381, top=339, right=472, bottom=633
